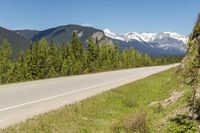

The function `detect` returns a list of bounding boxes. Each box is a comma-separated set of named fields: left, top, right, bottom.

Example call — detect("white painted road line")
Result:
left=0, top=75, right=135, bottom=112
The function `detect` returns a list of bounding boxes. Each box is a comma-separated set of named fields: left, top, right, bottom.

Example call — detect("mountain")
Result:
left=8, top=25, right=188, bottom=56
left=141, top=32, right=187, bottom=53
left=104, top=29, right=125, bottom=41
left=15, top=30, right=40, bottom=40
left=30, top=25, right=110, bottom=47
left=0, top=27, right=31, bottom=57
left=104, top=29, right=188, bottom=56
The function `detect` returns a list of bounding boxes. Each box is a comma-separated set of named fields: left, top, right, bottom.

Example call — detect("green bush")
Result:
left=194, top=98, right=200, bottom=120
left=165, top=115, right=199, bottom=133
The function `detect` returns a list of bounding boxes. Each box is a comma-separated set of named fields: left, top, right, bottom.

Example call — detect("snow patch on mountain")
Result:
left=124, top=32, right=144, bottom=42
left=104, top=29, right=125, bottom=41
left=141, top=32, right=188, bottom=52
left=141, top=32, right=188, bottom=44
left=140, top=33, right=156, bottom=42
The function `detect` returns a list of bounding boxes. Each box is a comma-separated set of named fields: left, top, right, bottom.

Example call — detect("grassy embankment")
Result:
left=1, top=68, right=196, bottom=133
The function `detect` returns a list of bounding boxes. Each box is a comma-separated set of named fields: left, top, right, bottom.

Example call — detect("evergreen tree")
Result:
left=23, top=48, right=34, bottom=80
left=10, top=52, right=26, bottom=82
left=47, top=66, right=57, bottom=78
left=69, top=32, right=85, bottom=74
left=87, top=37, right=99, bottom=72
left=98, top=44, right=110, bottom=70
left=70, top=32, right=83, bottom=60
left=25, top=38, right=50, bottom=79
left=0, top=39, right=13, bottom=84
left=49, top=42, right=63, bottom=74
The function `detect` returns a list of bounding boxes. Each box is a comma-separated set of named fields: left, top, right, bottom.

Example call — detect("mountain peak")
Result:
left=9, top=24, right=188, bottom=56
left=103, top=28, right=125, bottom=41
left=124, top=32, right=144, bottom=42
left=103, top=29, right=188, bottom=54
left=103, top=28, right=112, bottom=34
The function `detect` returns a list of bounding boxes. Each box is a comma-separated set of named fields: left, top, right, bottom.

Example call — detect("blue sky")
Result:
left=0, top=0, right=199, bottom=35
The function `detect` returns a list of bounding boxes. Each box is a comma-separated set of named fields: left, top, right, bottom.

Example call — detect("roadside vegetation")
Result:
left=179, top=13, right=200, bottom=119
left=170, top=13, right=200, bottom=133
left=157, top=13, right=200, bottom=133
left=0, top=12, right=200, bottom=133
left=0, top=32, right=182, bottom=85
left=2, top=68, right=199, bottom=133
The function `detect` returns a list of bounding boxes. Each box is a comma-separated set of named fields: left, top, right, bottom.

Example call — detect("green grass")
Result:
left=1, top=68, right=191, bottom=133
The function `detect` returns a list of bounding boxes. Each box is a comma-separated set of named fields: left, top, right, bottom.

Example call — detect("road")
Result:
left=0, top=64, right=179, bottom=128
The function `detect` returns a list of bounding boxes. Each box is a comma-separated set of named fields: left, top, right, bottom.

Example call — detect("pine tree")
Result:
left=47, top=66, right=57, bottom=78
left=0, top=39, right=13, bottom=84
left=70, top=32, right=83, bottom=60
left=109, top=45, right=119, bottom=69
left=23, top=48, right=35, bottom=80
left=69, top=32, right=85, bottom=74
left=87, top=37, right=99, bottom=72
left=25, top=38, right=49, bottom=79
left=49, top=42, right=63, bottom=74
left=61, top=59, right=70, bottom=76
left=10, top=52, right=26, bottom=82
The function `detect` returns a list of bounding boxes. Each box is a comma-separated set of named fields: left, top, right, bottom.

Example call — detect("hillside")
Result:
left=31, top=25, right=108, bottom=47
left=15, top=30, right=40, bottom=40
left=0, top=27, right=31, bottom=57
left=15, top=25, right=187, bottom=56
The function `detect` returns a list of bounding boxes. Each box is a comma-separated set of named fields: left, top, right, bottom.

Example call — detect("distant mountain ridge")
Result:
left=104, top=29, right=188, bottom=55
left=0, top=27, right=31, bottom=57
left=0, top=25, right=188, bottom=57
left=31, top=25, right=109, bottom=47
left=15, top=30, right=40, bottom=40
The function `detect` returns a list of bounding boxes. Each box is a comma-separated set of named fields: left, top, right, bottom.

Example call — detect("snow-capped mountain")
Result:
left=104, top=29, right=188, bottom=55
left=13, top=24, right=188, bottom=57
left=124, top=32, right=144, bottom=42
left=104, top=29, right=125, bottom=41
left=141, top=32, right=188, bottom=53
left=141, top=32, right=188, bottom=44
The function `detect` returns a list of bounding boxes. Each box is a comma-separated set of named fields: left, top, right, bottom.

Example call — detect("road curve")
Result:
left=0, top=64, right=179, bottom=128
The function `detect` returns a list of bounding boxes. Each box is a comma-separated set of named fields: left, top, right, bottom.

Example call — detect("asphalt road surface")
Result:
left=0, top=64, right=179, bottom=128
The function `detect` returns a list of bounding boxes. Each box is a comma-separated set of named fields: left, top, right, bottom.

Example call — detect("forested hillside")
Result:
left=0, top=32, right=182, bottom=84
left=0, top=27, right=31, bottom=57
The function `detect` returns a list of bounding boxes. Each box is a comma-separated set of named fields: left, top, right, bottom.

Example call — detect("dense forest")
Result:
left=0, top=32, right=182, bottom=84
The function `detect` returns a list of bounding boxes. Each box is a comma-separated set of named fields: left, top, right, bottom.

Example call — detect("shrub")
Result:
left=112, top=112, right=149, bottom=133
left=112, top=120, right=124, bottom=133
left=194, top=98, right=200, bottom=120
left=165, top=115, right=199, bottom=133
